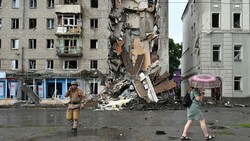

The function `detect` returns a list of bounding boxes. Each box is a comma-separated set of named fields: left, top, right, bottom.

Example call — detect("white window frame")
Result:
left=12, top=0, right=20, bottom=8
left=11, top=60, right=18, bottom=70
left=11, top=39, right=19, bottom=49
left=234, top=44, right=243, bottom=61
left=29, top=39, right=36, bottom=49
left=47, top=0, right=54, bottom=8
left=234, top=76, right=242, bottom=91
left=47, top=39, right=54, bottom=49
left=212, top=44, right=222, bottom=62
left=29, top=60, right=36, bottom=70
left=233, top=12, right=242, bottom=28
left=90, top=60, right=98, bottom=69
left=30, top=0, right=37, bottom=8
left=64, top=60, right=78, bottom=70
left=47, top=19, right=54, bottom=29
left=11, top=18, right=19, bottom=29
left=46, top=60, right=54, bottom=70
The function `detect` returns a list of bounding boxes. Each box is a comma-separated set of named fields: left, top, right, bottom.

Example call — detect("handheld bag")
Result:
left=182, top=93, right=194, bottom=108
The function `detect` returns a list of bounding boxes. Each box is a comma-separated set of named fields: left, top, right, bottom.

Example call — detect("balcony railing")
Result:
left=55, top=5, right=81, bottom=14
left=56, top=25, right=82, bottom=35
left=56, top=46, right=83, bottom=57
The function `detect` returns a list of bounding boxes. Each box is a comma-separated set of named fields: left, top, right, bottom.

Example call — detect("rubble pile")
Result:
left=94, top=0, right=178, bottom=111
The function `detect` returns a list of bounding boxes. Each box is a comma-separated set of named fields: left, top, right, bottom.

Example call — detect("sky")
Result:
left=169, top=0, right=188, bottom=44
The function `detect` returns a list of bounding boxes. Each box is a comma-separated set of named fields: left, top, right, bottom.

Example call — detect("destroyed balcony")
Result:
left=56, top=46, right=83, bottom=57
left=56, top=25, right=82, bottom=35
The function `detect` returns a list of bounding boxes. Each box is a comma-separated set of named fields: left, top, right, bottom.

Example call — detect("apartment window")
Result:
left=30, top=0, right=37, bottom=8
left=193, top=23, right=196, bottom=37
left=233, top=13, right=241, bottom=28
left=90, top=60, right=98, bottom=69
left=0, top=19, right=2, bottom=28
left=47, top=0, right=54, bottom=8
left=90, top=82, right=98, bottom=94
left=47, top=19, right=54, bottom=29
left=212, top=44, right=221, bottom=62
left=64, top=0, right=78, bottom=4
left=12, top=0, right=20, bottom=8
left=90, top=19, right=98, bottom=28
left=64, top=60, right=77, bottom=70
left=47, top=39, right=54, bottom=49
left=0, top=0, right=2, bottom=8
left=11, top=39, right=19, bottom=49
left=29, top=39, right=36, bottom=49
left=11, top=60, right=18, bottom=70
left=46, top=60, right=54, bottom=69
left=234, top=76, right=242, bottom=91
left=0, top=39, right=1, bottom=48
left=91, top=0, right=98, bottom=8
left=212, top=13, right=220, bottom=28
left=90, top=39, right=98, bottom=49
left=29, top=19, right=37, bottom=29
left=11, top=19, right=19, bottom=29
left=234, top=45, right=242, bottom=61
left=29, top=60, right=36, bottom=70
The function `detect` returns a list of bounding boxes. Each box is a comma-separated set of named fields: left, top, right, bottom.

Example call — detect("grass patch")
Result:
left=238, top=122, right=250, bottom=128
left=216, top=130, right=235, bottom=136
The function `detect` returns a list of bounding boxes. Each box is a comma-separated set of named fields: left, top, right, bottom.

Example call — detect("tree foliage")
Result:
left=169, top=38, right=182, bottom=79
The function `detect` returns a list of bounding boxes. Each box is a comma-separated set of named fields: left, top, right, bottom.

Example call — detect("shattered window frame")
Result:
left=29, top=18, right=37, bottom=29
left=29, top=60, right=36, bottom=70
left=90, top=0, right=98, bottom=8
left=90, top=82, right=98, bottom=94
left=234, top=45, right=242, bottom=61
left=90, top=39, right=98, bottom=49
left=64, top=60, right=78, bottom=70
left=46, top=60, right=54, bottom=70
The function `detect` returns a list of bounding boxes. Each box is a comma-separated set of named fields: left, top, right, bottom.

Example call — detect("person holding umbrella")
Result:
left=181, top=85, right=215, bottom=140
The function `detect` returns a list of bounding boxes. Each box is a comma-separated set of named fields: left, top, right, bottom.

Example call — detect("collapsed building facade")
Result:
left=0, top=0, right=176, bottom=106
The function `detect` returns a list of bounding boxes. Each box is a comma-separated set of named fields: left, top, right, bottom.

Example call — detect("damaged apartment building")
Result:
left=0, top=0, right=176, bottom=104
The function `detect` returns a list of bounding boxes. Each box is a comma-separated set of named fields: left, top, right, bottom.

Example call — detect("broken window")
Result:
left=29, top=60, right=36, bottom=70
left=29, top=19, right=37, bottom=29
left=64, top=60, right=77, bottom=70
left=234, top=76, right=242, bottom=91
left=91, top=0, right=98, bottom=8
left=90, top=19, right=98, bottom=28
left=90, top=39, right=98, bottom=49
left=30, top=0, right=37, bottom=8
left=212, top=44, right=221, bottom=62
left=233, top=13, right=241, bottom=28
left=47, top=19, right=54, bottom=29
left=90, top=82, right=98, bottom=94
left=90, top=60, right=98, bottom=69
left=46, top=60, right=54, bottom=69
left=234, top=45, right=242, bottom=61
left=47, top=0, right=54, bottom=8
left=11, top=19, right=19, bottom=29
left=12, top=0, right=20, bottom=8
left=64, top=0, right=78, bottom=4
left=11, top=60, right=18, bottom=70
left=212, top=13, right=219, bottom=28
left=29, top=39, right=36, bottom=49
left=11, top=39, right=19, bottom=49
left=47, top=39, right=54, bottom=49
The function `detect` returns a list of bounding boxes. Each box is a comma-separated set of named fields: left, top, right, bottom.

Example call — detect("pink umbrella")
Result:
left=188, top=74, right=221, bottom=89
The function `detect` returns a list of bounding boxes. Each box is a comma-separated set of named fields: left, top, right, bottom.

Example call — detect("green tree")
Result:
left=169, top=38, right=182, bottom=79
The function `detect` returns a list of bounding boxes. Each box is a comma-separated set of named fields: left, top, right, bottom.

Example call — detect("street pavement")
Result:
left=0, top=107, right=250, bottom=141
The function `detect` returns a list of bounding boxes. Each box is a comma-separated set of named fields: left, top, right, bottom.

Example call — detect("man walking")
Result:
left=65, top=81, right=85, bottom=133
